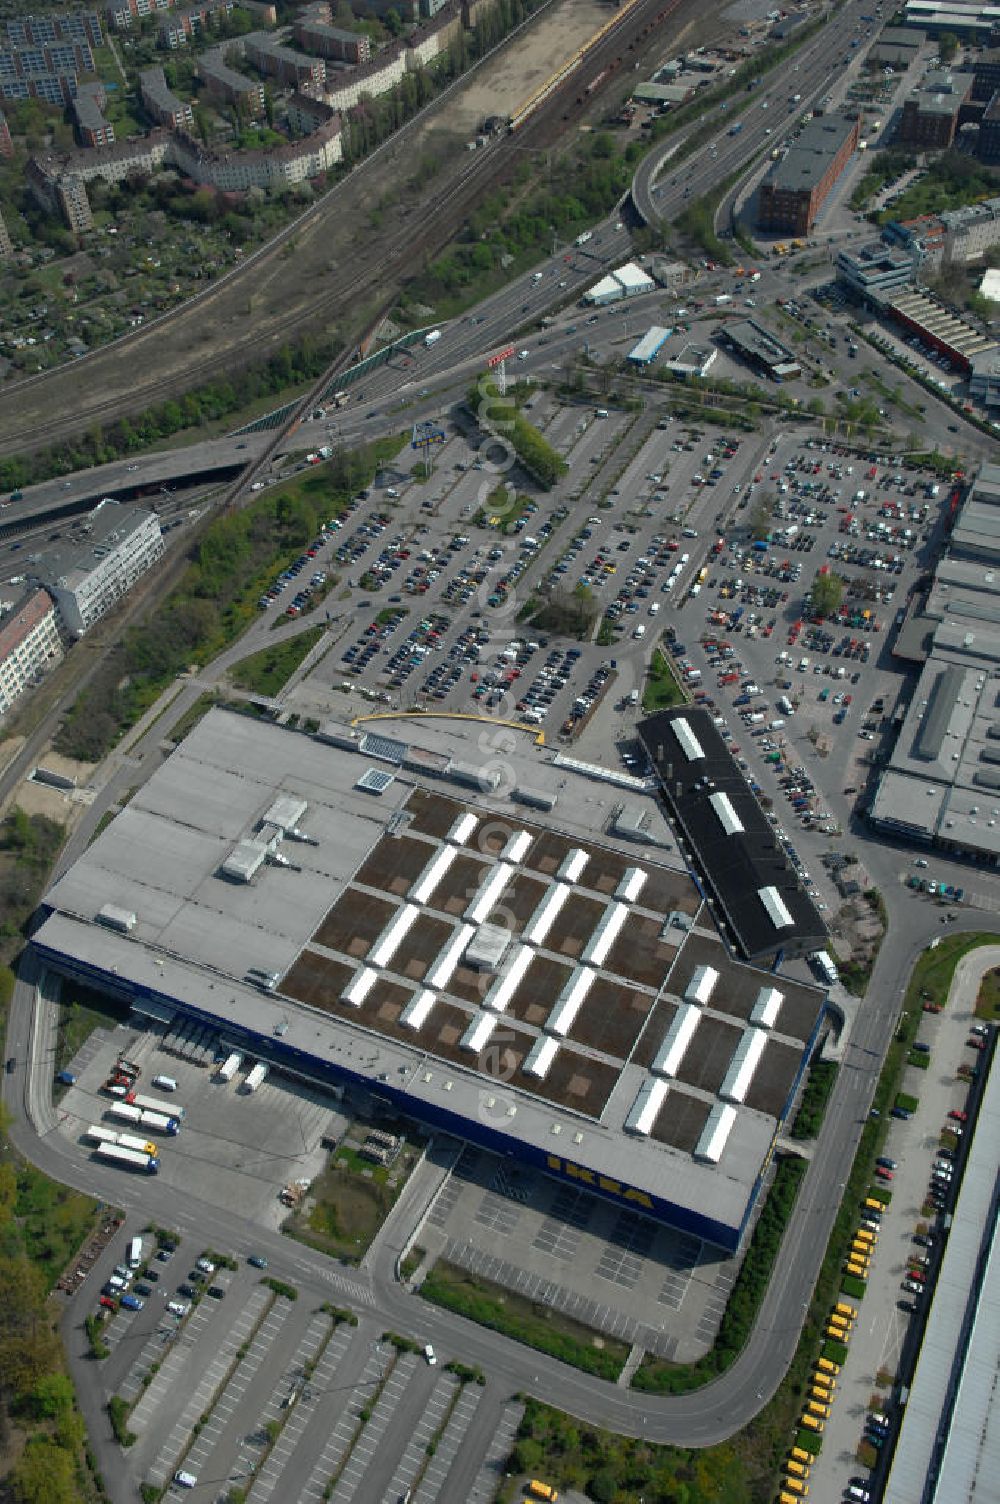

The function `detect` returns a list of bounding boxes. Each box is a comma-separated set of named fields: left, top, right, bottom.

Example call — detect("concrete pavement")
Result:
left=807, top=943, right=1000, bottom=1501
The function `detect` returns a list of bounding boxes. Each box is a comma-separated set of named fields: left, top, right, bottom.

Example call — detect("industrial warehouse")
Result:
left=32, top=708, right=827, bottom=1251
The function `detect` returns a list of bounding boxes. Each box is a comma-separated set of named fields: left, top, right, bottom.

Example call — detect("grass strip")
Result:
left=420, top=1261, right=628, bottom=1381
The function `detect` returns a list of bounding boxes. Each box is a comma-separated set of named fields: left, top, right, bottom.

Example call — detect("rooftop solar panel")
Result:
left=359, top=732, right=407, bottom=765
left=356, top=767, right=395, bottom=794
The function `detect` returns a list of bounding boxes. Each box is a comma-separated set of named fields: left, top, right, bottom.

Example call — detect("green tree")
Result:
left=748, top=493, right=774, bottom=541
left=10, top=1438, right=78, bottom=1504
left=513, top=1437, right=543, bottom=1473
left=587, top=1470, right=619, bottom=1504
left=810, top=570, right=844, bottom=619
left=23, top=1372, right=74, bottom=1421
left=938, top=29, right=958, bottom=59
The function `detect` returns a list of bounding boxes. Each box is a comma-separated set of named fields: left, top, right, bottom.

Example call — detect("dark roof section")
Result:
left=915, top=663, right=964, bottom=760
left=638, top=708, right=827, bottom=962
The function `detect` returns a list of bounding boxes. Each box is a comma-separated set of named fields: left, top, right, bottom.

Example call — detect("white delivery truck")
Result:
left=130, top=1092, right=185, bottom=1119
left=424, top=329, right=441, bottom=348
left=95, top=1142, right=159, bottom=1174
left=138, top=1109, right=181, bottom=1136
left=811, top=949, right=840, bottom=985
left=108, top=1101, right=144, bottom=1126
left=243, top=1062, right=269, bottom=1095
left=217, top=1052, right=242, bottom=1083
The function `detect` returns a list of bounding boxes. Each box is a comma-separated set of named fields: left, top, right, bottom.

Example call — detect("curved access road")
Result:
left=631, top=0, right=873, bottom=229
left=4, top=885, right=992, bottom=1446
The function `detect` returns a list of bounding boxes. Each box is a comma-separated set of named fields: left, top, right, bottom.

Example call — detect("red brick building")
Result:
left=757, top=112, right=861, bottom=236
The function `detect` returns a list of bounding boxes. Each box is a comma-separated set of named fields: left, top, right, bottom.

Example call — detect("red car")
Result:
left=923, top=1002, right=942, bottom=1013
left=948, top=1109, right=968, bottom=1122
left=875, top=1167, right=894, bottom=1182
left=99, top=1295, right=117, bottom=1310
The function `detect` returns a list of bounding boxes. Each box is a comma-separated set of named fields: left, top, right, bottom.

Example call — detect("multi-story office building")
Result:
left=31, top=500, right=164, bottom=637
left=898, top=69, right=972, bottom=147
left=969, top=347, right=1000, bottom=411
left=836, top=241, right=919, bottom=302
left=757, top=113, right=861, bottom=235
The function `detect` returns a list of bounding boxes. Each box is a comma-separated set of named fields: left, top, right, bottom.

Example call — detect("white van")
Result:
left=633, top=624, right=646, bottom=639
left=152, top=1075, right=177, bottom=1092
left=769, top=718, right=786, bottom=730
left=174, top=1471, right=198, bottom=1489
left=128, top=1236, right=143, bottom=1269
left=595, top=408, right=609, bottom=418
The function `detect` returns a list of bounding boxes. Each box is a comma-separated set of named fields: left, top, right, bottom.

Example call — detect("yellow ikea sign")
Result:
left=546, top=1155, right=654, bottom=1209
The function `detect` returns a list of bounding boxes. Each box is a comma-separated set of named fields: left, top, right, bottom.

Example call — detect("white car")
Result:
left=423, top=1344, right=437, bottom=1366
left=167, top=1300, right=190, bottom=1317
left=517, top=349, right=529, bottom=360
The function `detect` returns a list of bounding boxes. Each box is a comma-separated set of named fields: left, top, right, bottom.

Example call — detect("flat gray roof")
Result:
left=33, top=498, right=156, bottom=591
left=883, top=1035, right=1000, bottom=1504
left=38, top=709, right=825, bottom=1239
left=870, top=768, right=944, bottom=838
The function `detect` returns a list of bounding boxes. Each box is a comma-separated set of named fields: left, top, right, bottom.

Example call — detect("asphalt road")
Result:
left=5, top=830, right=994, bottom=1457
left=0, top=10, right=997, bottom=1461
left=631, top=0, right=874, bottom=226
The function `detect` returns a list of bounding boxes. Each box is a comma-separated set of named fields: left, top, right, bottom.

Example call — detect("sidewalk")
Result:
left=807, top=942, right=1000, bottom=1500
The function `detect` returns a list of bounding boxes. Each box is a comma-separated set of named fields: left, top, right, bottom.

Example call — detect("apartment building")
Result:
left=243, top=32, right=326, bottom=89
left=32, top=501, right=164, bottom=637
left=106, top=0, right=176, bottom=30
left=0, top=589, right=63, bottom=716
left=140, top=66, right=193, bottom=129
left=157, top=0, right=234, bottom=47
left=941, top=196, right=1000, bottom=261
left=294, top=17, right=371, bottom=64
left=6, top=14, right=103, bottom=48
left=73, top=82, right=115, bottom=148
left=198, top=45, right=266, bottom=115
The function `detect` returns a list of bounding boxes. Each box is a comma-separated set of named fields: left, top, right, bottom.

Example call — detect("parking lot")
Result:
left=76, top=1212, right=513, bottom=1504
left=261, top=398, right=973, bottom=970
left=421, top=1143, right=736, bottom=1362
left=803, top=953, right=990, bottom=1504
left=655, top=431, right=955, bottom=925
left=279, top=401, right=779, bottom=748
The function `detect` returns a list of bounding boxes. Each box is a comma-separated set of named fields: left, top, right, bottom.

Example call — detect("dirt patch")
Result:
left=450, top=0, right=614, bottom=133
left=0, top=736, right=24, bottom=778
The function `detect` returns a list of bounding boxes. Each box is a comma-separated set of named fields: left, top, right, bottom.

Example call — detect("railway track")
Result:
left=0, top=0, right=697, bottom=457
